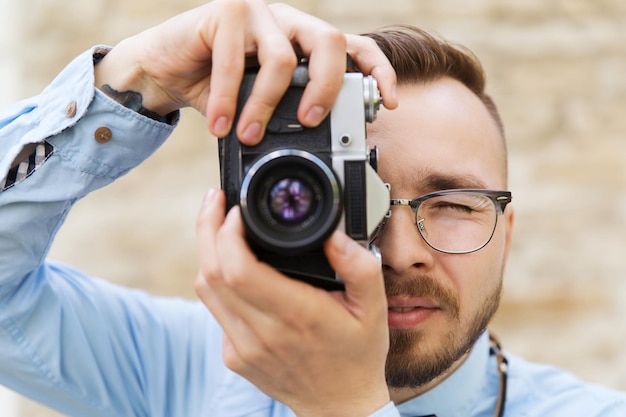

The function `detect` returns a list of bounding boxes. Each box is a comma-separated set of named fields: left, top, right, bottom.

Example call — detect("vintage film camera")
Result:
left=218, top=63, right=389, bottom=291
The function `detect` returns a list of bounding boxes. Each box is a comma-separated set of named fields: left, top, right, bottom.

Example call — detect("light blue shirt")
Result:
left=1, top=47, right=625, bottom=417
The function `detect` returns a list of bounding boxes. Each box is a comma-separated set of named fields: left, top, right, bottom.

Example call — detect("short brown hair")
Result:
left=364, top=26, right=507, bottom=179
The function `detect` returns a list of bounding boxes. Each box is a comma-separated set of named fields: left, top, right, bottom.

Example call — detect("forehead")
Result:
left=366, top=78, right=506, bottom=194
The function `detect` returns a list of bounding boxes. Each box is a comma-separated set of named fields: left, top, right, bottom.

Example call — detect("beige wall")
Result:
left=3, top=0, right=626, bottom=415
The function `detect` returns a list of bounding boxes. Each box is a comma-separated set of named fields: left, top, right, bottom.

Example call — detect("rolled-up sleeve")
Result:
left=0, top=45, right=176, bottom=289
left=0, top=47, right=234, bottom=417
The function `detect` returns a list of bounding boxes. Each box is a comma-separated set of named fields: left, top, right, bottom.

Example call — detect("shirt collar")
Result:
left=396, top=331, right=490, bottom=417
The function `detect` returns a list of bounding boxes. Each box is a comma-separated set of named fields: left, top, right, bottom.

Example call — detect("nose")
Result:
left=375, top=205, right=436, bottom=274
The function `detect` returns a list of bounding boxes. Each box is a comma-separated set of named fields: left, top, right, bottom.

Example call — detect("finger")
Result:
left=323, top=230, right=386, bottom=318
left=193, top=189, right=339, bottom=381
left=234, top=2, right=298, bottom=145
left=195, top=188, right=227, bottom=276
left=216, top=206, right=336, bottom=320
left=346, top=34, right=398, bottom=110
left=297, top=30, right=347, bottom=126
left=221, top=330, right=277, bottom=388
left=195, top=191, right=308, bottom=328
left=194, top=190, right=271, bottom=354
left=270, top=3, right=347, bottom=127
left=194, top=189, right=253, bottom=322
left=209, top=207, right=343, bottom=368
left=221, top=334, right=244, bottom=373
left=204, top=1, right=248, bottom=137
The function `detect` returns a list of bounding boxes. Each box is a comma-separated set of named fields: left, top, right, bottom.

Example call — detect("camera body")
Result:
left=218, top=64, right=389, bottom=290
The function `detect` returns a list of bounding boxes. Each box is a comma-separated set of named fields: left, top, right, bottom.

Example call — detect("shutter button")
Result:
left=94, top=127, right=113, bottom=143
left=65, top=101, right=77, bottom=118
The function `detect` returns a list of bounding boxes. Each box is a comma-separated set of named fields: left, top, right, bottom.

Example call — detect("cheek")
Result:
left=439, top=248, right=504, bottom=317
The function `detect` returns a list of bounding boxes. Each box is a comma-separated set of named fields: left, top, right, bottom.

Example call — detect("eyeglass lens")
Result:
left=416, top=192, right=498, bottom=253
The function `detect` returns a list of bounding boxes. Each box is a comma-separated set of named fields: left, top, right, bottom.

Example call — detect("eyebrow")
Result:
left=417, top=172, right=489, bottom=193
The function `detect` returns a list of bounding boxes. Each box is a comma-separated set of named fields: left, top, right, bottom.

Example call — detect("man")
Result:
left=0, top=1, right=624, bottom=416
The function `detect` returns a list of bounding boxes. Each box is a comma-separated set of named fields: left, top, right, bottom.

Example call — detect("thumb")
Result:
left=323, top=230, right=386, bottom=309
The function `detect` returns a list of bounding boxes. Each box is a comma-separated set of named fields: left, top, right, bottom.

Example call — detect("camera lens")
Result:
left=240, top=150, right=342, bottom=253
left=268, top=177, right=314, bottom=224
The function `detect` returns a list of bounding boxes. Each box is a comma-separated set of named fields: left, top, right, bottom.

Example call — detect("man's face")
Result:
left=366, top=78, right=514, bottom=393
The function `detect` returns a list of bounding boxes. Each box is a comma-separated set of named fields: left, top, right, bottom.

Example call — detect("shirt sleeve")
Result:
left=0, top=47, right=229, bottom=417
left=0, top=45, right=177, bottom=286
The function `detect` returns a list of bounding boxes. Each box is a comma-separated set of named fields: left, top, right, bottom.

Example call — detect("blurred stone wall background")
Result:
left=1, top=0, right=625, bottom=415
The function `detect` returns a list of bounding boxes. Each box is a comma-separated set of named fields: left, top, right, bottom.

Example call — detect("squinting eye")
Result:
left=433, top=202, right=474, bottom=213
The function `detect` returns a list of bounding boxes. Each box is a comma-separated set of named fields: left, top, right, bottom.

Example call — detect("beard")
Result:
left=384, top=273, right=502, bottom=389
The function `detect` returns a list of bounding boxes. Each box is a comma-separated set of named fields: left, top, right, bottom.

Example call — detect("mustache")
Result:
left=384, top=273, right=460, bottom=318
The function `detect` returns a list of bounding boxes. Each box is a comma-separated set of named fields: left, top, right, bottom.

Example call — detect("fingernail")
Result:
left=241, top=122, right=262, bottom=144
left=203, top=188, right=217, bottom=206
left=331, top=230, right=356, bottom=256
left=304, top=105, right=326, bottom=126
left=213, top=116, right=231, bottom=136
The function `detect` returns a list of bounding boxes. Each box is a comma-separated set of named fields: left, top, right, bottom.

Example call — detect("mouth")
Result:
left=388, top=306, right=422, bottom=313
left=386, top=298, right=441, bottom=329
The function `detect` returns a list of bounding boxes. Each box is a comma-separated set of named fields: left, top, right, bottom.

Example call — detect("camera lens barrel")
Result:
left=240, top=149, right=342, bottom=254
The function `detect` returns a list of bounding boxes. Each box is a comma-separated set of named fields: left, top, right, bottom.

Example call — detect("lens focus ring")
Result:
left=240, top=149, right=342, bottom=253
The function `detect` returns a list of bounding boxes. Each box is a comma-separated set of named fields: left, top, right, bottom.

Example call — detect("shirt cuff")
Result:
left=0, top=45, right=179, bottom=184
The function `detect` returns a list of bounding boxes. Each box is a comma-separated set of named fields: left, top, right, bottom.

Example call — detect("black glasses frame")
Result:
left=378, top=189, right=512, bottom=254
left=392, top=189, right=512, bottom=213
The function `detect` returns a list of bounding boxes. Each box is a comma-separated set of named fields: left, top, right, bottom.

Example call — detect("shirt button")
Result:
left=94, top=127, right=112, bottom=143
left=65, top=101, right=77, bottom=118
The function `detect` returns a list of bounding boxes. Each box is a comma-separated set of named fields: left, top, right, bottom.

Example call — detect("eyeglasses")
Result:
left=372, top=189, right=512, bottom=254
